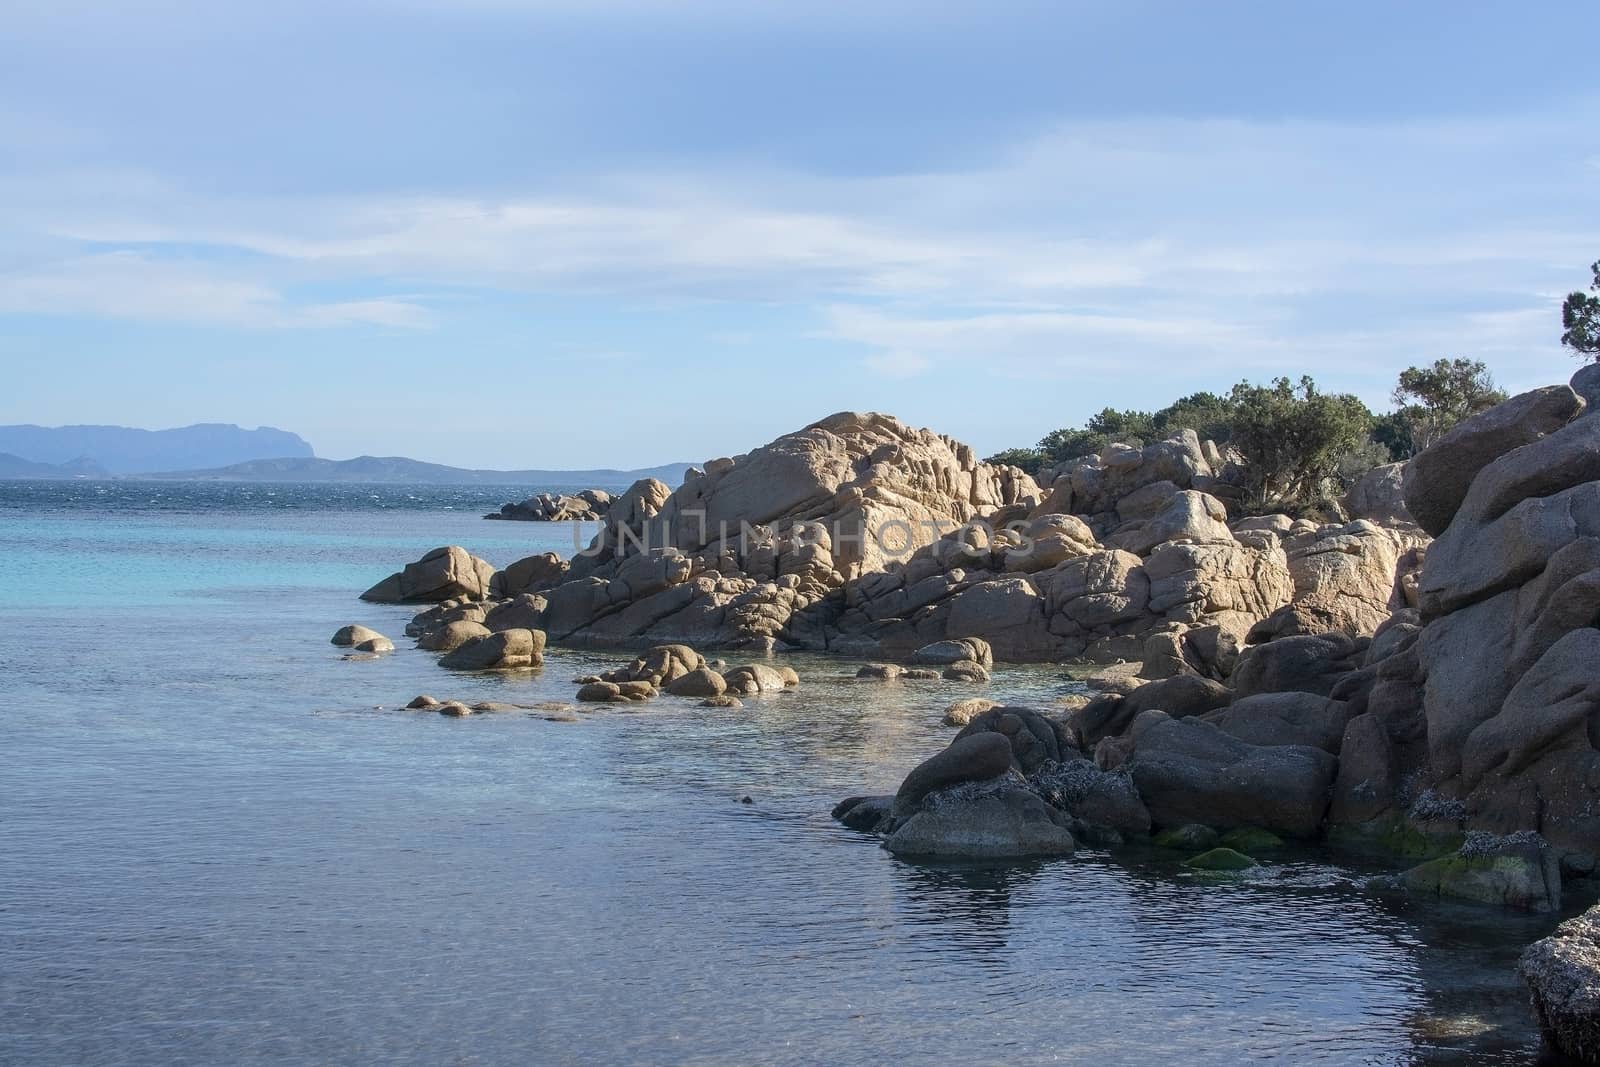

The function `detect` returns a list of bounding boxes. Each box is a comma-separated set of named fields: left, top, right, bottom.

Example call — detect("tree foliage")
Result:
left=1224, top=377, right=1373, bottom=511
left=1562, top=259, right=1600, bottom=360
left=986, top=376, right=1374, bottom=510
left=1389, top=357, right=1507, bottom=454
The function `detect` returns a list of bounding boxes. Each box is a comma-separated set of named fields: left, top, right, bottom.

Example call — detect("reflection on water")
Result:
left=0, top=484, right=1577, bottom=1064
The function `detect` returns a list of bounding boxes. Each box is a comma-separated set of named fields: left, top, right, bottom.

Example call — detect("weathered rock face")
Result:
left=1346, top=462, right=1414, bottom=525
left=362, top=546, right=496, bottom=604
left=1520, top=904, right=1600, bottom=1062
left=1247, top=520, right=1420, bottom=641
left=1106, top=490, right=1233, bottom=557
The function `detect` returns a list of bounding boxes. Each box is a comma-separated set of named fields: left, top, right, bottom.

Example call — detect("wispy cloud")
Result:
left=0, top=251, right=430, bottom=329
left=0, top=103, right=1595, bottom=390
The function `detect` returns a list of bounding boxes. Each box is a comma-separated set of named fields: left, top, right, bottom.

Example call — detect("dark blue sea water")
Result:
left=0, top=481, right=1571, bottom=1064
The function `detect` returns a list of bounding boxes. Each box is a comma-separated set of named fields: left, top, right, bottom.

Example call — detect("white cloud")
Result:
left=0, top=251, right=430, bottom=329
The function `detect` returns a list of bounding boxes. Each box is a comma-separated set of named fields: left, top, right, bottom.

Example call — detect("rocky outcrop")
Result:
left=381, top=405, right=1434, bottom=665
left=362, top=546, right=496, bottom=603
left=1034, top=430, right=1242, bottom=529
left=487, top=489, right=612, bottom=522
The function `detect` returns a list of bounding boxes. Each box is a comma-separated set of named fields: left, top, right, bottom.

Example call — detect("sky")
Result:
left=1, top=1, right=1597, bottom=469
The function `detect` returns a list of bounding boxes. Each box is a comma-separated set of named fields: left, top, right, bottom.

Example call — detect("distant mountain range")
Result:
left=0, top=423, right=314, bottom=474
left=0, top=423, right=690, bottom=487
left=0, top=452, right=111, bottom=479
left=140, top=455, right=694, bottom=487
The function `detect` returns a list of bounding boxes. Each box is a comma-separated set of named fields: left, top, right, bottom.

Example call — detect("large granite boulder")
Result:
left=490, top=552, right=570, bottom=598
left=331, top=624, right=385, bottom=647
left=362, top=546, right=496, bottom=603
left=438, top=628, right=546, bottom=670
left=1232, top=632, right=1367, bottom=699
left=1402, top=384, right=1583, bottom=537
left=1205, top=692, right=1354, bottom=754
left=1123, top=711, right=1338, bottom=838
left=640, top=411, right=1039, bottom=580
left=893, top=733, right=1017, bottom=815
left=416, top=619, right=492, bottom=652
left=952, top=706, right=1068, bottom=775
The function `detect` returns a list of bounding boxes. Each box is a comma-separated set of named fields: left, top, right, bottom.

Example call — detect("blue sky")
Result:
left=1, top=1, right=1596, bottom=468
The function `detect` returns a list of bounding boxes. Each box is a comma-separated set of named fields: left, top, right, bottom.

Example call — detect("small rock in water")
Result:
left=943, top=661, right=991, bottom=683
left=856, top=664, right=903, bottom=681
left=701, top=695, right=743, bottom=709
left=739, top=795, right=754, bottom=805
left=354, top=636, right=394, bottom=653
left=331, top=624, right=386, bottom=647
left=437, top=701, right=473, bottom=717
left=406, top=695, right=439, bottom=709
left=943, top=698, right=1000, bottom=727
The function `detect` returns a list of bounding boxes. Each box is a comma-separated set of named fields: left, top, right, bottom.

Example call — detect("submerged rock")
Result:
left=1399, top=832, right=1561, bottom=912
left=1184, top=847, right=1258, bottom=871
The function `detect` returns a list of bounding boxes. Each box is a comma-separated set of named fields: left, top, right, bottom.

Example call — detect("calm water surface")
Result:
left=0, top=481, right=1575, bottom=1064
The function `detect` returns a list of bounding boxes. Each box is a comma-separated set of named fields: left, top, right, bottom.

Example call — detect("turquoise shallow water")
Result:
left=0, top=481, right=1575, bottom=1064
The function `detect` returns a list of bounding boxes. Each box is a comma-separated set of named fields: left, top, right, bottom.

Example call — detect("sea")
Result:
left=0, top=480, right=1576, bottom=1064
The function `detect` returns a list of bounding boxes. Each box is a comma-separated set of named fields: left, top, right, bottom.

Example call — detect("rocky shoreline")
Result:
left=351, top=366, right=1600, bottom=1062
